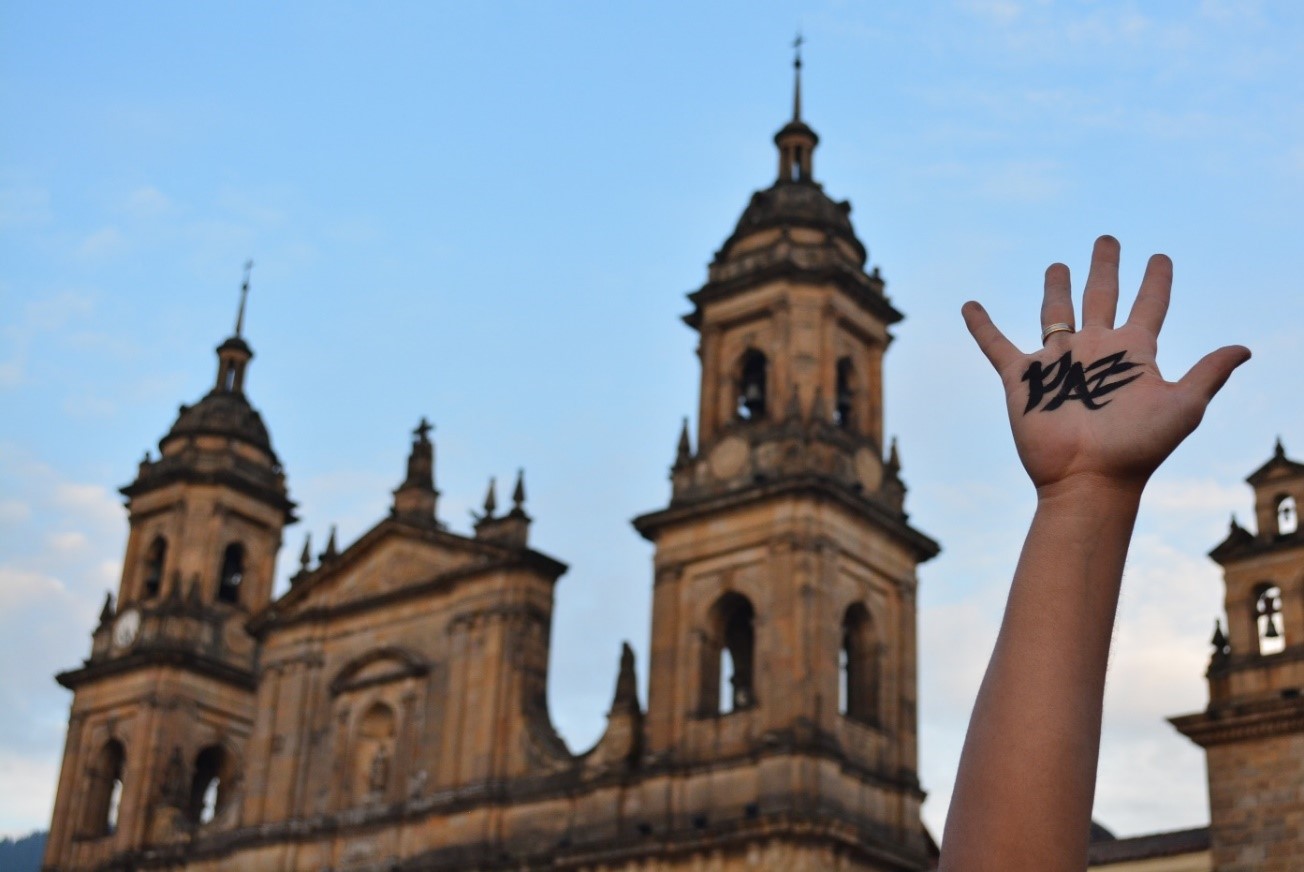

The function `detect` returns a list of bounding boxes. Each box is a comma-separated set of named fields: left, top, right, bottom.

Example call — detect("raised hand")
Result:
left=961, top=235, right=1250, bottom=493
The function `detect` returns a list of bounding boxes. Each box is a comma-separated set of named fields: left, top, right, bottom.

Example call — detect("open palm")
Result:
left=962, top=236, right=1250, bottom=493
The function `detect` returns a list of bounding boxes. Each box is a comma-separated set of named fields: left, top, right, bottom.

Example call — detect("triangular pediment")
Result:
left=1247, top=445, right=1304, bottom=487
left=257, top=518, right=552, bottom=627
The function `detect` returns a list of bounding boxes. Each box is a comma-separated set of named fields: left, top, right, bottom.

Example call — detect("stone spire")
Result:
left=320, top=525, right=339, bottom=562
left=673, top=419, right=693, bottom=470
left=392, top=418, right=439, bottom=525
left=475, top=469, right=530, bottom=547
left=792, top=33, right=804, bottom=122
left=214, top=263, right=255, bottom=395
left=610, top=642, right=641, bottom=715
left=509, top=469, right=527, bottom=517
left=775, top=37, right=818, bottom=183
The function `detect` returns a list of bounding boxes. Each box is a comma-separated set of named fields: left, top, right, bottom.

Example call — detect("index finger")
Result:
left=962, top=301, right=1021, bottom=373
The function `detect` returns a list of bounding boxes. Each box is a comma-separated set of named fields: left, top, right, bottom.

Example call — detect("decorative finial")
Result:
left=235, top=260, right=253, bottom=337
left=1275, top=436, right=1286, bottom=458
left=784, top=383, right=802, bottom=421
left=322, top=525, right=338, bottom=561
left=511, top=469, right=526, bottom=512
left=611, top=641, right=640, bottom=713
left=483, top=477, right=498, bottom=518
left=1211, top=619, right=1229, bottom=655
left=674, top=418, right=693, bottom=467
left=299, top=533, right=312, bottom=571
left=414, top=417, right=433, bottom=444
left=792, top=32, right=804, bottom=121
left=811, top=384, right=829, bottom=423
left=99, top=591, right=115, bottom=625
left=887, top=437, right=901, bottom=472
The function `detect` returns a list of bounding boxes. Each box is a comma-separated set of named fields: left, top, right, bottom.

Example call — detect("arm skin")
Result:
left=938, top=236, right=1251, bottom=871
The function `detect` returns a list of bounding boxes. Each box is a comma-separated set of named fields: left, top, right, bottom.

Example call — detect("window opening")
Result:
left=835, top=358, right=854, bottom=429
left=84, top=739, right=125, bottom=837
left=1278, top=496, right=1298, bottom=535
left=1256, top=584, right=1285, bottom=655
left=217, top=544, right=244, bottom=604
left=706, top=593, right=756, bottom=714
left=737, top=351, right=768, bottom=422
left=222, top=365, right=236, bottom=391
left=841, top=603, right=878, bottom=725
left=188, top=745, right=227, bottom=825
left=143, top=536, right=166, bottom=598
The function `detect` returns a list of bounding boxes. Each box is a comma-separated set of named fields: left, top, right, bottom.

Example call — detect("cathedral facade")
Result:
left=42, top=71, right=942, bottom=872
left=40, top=69, right=1304, bottom=872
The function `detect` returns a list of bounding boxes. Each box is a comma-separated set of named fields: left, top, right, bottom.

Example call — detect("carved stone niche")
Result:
left=330, top=648, right=429, bottom=696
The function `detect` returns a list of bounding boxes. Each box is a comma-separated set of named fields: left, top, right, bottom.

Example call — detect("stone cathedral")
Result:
left=40, top=67, right=1304, bottom=872
left=42, top=69, right=941, bottom=872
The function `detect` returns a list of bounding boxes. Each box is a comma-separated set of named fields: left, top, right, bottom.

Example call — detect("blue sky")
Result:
left=3, top=0, right=1303, bottom=841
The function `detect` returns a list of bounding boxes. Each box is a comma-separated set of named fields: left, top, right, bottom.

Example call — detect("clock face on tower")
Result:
left=113, top=608, right=141, bottom=649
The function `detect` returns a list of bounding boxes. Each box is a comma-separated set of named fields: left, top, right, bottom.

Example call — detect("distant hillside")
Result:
left=0, top=831, right=46, bottom=872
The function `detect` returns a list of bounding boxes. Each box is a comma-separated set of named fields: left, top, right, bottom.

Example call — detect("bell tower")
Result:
left=1172, top=439, right=1304, bottom=872
left=634, top=53, right=939, bottom=871
left=43, top=268, right=295, bottom=871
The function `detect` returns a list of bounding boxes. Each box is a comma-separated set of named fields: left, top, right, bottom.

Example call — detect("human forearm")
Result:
left=940, top=479, right=1142, bottom=870
left=942, top=236, right=1248, bottom=870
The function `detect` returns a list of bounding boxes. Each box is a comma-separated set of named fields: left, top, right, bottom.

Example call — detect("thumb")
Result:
left=1177, top=345, right=1251, bottom=403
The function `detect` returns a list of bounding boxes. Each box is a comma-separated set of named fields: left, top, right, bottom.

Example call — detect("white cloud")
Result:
left=0, top=184, right=52, bottom=230
left=46, top=531, right=89, bottom=554
left=0, top=567, right=66, bottom=610
left=51, top=482, right=123, bottom=530
left=0, top=501, right=28, bottom=524
left=21, top=290, right=96, bottom=332
left=959, top=0, right=1024, bottom=26
left=124, top=185, right=172, bottom=218
left=0, top=750, right=58, bottom=839
left=77, top=226, right=126, bottom=259
left=976, top=159, right=1067, bottom=203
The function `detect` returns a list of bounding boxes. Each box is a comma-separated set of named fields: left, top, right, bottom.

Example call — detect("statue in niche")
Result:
left=368, top=744, right=390, bottom=795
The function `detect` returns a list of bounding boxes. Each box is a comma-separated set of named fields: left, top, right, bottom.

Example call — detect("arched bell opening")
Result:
left=82, top=739, right=125, bottom=837
left=701, top=592, right=757, bottom=715
left=840, top=603, right=879, bottom=726
left=736, top=350, right=769, bottom=423
left=142, top=536, right=167, bottom=599
left=187, top=745, right=235, bottom=826
left=216, top=543, right=245, bottom=604
left=1254, top=583, right=1286, bottom=656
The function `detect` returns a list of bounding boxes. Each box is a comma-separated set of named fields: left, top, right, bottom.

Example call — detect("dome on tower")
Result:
left=163, top=383, right=276, bottom=460
left=686, top=54, right=900, bottom=331
left=722, top=181, right=863, bottom=264
left=122, top=268, right=293, bottom=522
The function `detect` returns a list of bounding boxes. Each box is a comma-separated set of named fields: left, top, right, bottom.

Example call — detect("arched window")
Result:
left=835, top=357, right=855, bottom=429
left=702, top=593, right=756, bottom=714
left=187, top=745, right=230, bottom=824
left=142, top=536, right=166, bottom=599
left=82, top=739, right=125, bottom=837
left=354, top=702, right=397, bottom=803
left=737, top=350, right=768, bottom=422
left=1255, top=584, right=1285, bottom=655
left=217, top=543, right=244, bottom=604
left=840, top=603, right=879, bottom=725
left=1278, top=495, right=1298, bottom=536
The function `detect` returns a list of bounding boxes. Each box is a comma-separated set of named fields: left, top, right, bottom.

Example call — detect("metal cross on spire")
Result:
left=792, top=32, right=804, bottom=121
left=235, top=259, right=253, bottom=337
